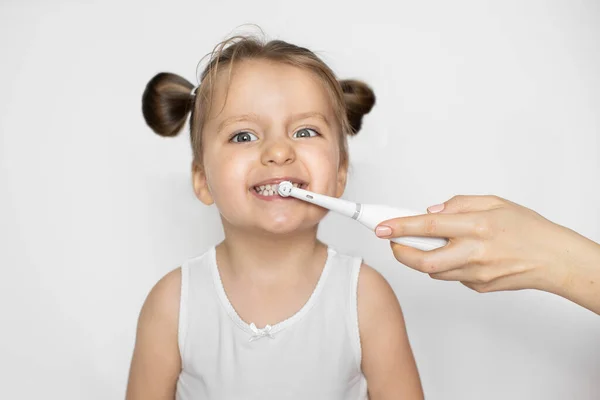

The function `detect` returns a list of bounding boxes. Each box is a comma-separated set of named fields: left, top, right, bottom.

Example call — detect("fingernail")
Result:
left=375, top=225, right=392, bottom=237
left=427, top=203, right=445, bottom=213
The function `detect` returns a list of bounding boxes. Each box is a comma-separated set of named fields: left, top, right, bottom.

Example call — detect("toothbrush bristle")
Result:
left=277, top=181, right=294, bottom=197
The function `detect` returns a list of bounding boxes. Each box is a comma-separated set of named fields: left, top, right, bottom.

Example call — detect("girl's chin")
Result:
left=258, top=221, right=313, bottom=236
left=248, top=216, right=322, bottom=236
left=221, top=210, right=327, bottom=235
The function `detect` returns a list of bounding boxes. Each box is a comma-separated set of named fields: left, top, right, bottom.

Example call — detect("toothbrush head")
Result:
left=277, top=181, right=294, bottom=197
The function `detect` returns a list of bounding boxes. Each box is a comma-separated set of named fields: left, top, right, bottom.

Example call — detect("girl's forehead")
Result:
left=209, top=60, right=336, bottom=119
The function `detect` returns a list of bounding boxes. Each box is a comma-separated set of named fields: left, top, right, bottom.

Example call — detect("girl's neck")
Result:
left=216, top=224, right=328, bottom=284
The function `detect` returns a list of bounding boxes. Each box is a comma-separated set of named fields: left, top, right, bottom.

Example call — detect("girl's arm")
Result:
left=125, top=268, right=182, bottom=400
left=358, top=264, right=424, bottom=400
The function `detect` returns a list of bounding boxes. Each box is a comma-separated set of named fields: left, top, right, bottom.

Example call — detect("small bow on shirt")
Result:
left=249, top=323, right=275, bottom=342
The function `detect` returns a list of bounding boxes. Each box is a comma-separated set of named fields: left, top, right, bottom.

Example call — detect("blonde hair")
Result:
left=142, top=35, right=375, bottom=168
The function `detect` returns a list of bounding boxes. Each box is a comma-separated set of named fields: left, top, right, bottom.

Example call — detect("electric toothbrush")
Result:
left=277, top=181, right=448, bottom=251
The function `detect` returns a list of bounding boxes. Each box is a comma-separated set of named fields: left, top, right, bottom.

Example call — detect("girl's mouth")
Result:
left=252, top=182, right=307, bottom=197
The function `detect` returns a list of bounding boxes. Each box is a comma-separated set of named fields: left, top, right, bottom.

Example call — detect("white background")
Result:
left=1, top=0, right=599, bottom=399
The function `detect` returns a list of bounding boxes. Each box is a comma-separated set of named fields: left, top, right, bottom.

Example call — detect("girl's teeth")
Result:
left=254, top=182, right=305, bottom=196
left=256, top=188, right=277, bottom=196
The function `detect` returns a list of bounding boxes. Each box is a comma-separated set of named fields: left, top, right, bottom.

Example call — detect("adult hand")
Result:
left=375, top=195, right=600, bottom=314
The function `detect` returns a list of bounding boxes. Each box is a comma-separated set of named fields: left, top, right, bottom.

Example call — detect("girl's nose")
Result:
left=261, top=138, right=296, bottom=166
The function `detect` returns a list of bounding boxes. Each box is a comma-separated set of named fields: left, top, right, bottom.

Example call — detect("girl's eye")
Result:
left=230, top=131, right=258, bottom=143
left=293, top=128, right=319, bottom=138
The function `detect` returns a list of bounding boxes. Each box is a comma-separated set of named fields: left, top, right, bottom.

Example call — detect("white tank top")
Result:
left=175, top=245, right=368, bottom=400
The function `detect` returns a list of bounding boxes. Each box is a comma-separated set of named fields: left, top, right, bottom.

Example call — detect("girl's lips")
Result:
left=250, top=184, right=309, bottom=201
left=250, top=177, right=308, bottom=189
left=251, top=190, right=293, bottom=201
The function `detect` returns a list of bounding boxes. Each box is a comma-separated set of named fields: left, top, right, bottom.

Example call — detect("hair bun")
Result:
left=142, top=72, right=195, bottom=137
left=339, top=79, right=376, bottom=135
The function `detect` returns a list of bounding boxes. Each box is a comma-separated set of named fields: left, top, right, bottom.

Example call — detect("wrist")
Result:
left=546, top=227, right=600, bottom=313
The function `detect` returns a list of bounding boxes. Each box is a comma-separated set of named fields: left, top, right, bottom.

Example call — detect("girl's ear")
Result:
left=335, top=159, right=349, bottom=198
left=192, top=161, right=214, bottom=205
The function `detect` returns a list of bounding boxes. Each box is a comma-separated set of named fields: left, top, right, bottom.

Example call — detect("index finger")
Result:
left=377, top=212, right=481, bottom=239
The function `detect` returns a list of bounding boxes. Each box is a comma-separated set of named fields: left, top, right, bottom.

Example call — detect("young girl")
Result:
left=126, top=35, right=423, bottom=400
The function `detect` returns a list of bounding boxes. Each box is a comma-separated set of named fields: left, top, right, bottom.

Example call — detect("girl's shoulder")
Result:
left=355, top=263, right=423, bottom=397
left=355, top=261, right=406, bottom=346
left=127, top=267, right=183, bottom=396
left=136, top=266, right=183, bottom=347
left=134, top=265, right=186, bottom=358
left=356, top=262, right=397, bottom=310
left=145, top=266, right=182, bottom=319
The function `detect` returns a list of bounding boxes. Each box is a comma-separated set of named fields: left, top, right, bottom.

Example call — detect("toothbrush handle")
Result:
left=359, top=204, right=449, bottom=251
left=390, top=235, right=448, bottom=251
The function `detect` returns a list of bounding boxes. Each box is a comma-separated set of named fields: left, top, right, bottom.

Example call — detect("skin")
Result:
left=375, top=194, right=600, bottom=315
left=126, top=59, right=423, bottom=399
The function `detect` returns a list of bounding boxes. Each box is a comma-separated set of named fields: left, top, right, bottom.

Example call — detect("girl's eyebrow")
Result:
left=216, top=111, right=330, bottom=134
left=288, top=112, right=330, bottom=127
left=217, top=113, right=261, bottom=134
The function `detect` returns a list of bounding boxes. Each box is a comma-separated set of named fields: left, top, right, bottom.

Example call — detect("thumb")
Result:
left=428, top=195, right=506, bottom=214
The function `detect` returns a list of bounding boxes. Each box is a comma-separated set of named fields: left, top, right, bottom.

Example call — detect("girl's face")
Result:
left=193, top=59, right=347, bottom=235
